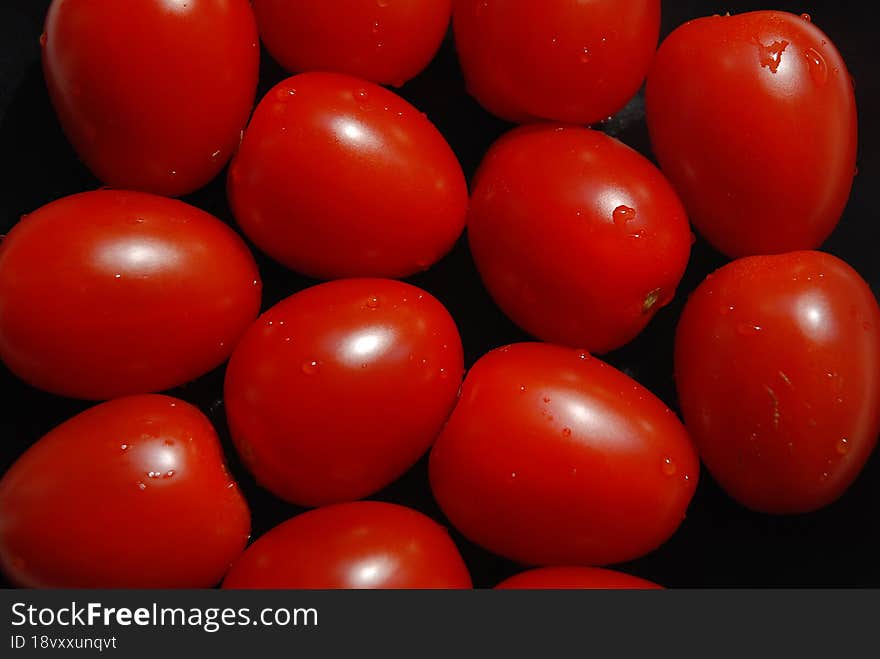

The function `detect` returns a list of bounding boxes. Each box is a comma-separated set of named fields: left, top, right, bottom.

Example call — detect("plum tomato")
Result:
left=224, top=278, right=464, bottom=506
left=646, top=11, right=857, bottom=257
left=495, top=567, right=662, bottom=590
left=429, top=343, right=698, bottom=566
left=227, top=72, right=468, bottom=279
left=42, top=0, right=259, bottom=197
left=0, top=395, right=250, bottom=588
left=0, top=190, right=262, bottom=400
left=467, top=125, right=691, bottom=353
left=252, top=0, right=452, bottom=87
left=674, top=251, right=880, bottom=514
left=453, top=0, right=660, bottom=124
left=223, top=501, right=472, bottom=589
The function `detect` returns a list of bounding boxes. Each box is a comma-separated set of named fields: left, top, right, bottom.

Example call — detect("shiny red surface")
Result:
left=496, top=566, right=662, bottom=590
left=223, top=501, right=472, bottom=589
left=252, top=0, right=451, bottom=87
left=453, top=0, right=660, bottom=124
left=224, top=278, right=464, bottom=507
left=228, top=72, right=468, bottom=279
left=0, top=190, right=262, bottom=400
left=646, top=11, right=857, bottom=257
left=0, top=395, right=250, bottom=588
left=429, top=343, right=698, bottom=566
left=468, top=125, right=691, bottom=353
left=42, top=0, right=259, bottom=196
left=675, top=251, right=880, bottom=513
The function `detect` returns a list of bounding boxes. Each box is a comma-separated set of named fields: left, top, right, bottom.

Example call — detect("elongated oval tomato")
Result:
left=252, top=0, right=452, bottom=86
left=646, top=11, right=857, bottom=257
left=223, top=502, right=471, bottom=589
left=468, top=125, right=691, bottom=353
left=43, top=0, right=259, bottom=196
left=228, top=72, right=468, bottom=279
left=0, top=190, right=262, bottom=400
left=225, top=279, right=463, bottom=506
left=0, top=395, right=250, bottom=588
left=675, top=251, right=880, bottom=514
left=496, top=567, right=662, bottom=590
left=429, top=343, right=698, bottom=566
left=453, top=0, right=660, bottom=124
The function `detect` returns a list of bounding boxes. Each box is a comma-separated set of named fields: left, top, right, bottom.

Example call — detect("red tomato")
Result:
left=496, top=567, right=662, bottom=590
left=429, top=343, right=698, bottom=566
left=453, top=0, right=660, bottom=124
left=0, top=190, right=262, bottom=400
left=223, top=501, right=471, bottom=589
left=225, top=278, right=463, bottom=506
left=468, top=125, right=691, bottom=353
left=42, top=0, right=259, bottom=197
left=0, top=395, right=250, bottom=588
left=675, top=251, right=880, bottom=514
left=228, top=72, right=468, bottom=279
left=646, top=11, right=857, bottom=258
left=252, top=0, right=451, bottom=87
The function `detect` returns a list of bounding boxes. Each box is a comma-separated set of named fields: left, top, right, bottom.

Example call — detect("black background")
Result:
left=1, top=1, right=877, bottom=588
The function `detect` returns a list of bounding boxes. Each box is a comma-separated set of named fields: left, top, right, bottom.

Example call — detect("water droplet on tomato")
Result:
left=737, top=322, right=763, bottom=335
left=39, top=32, right=47, bottom=47
left=804, top=47, right=828, bottom=85
left=612, top=205, right=636, bottom=228
left=366, top=296, right=380, bottom=309
left=579, top=47, right=591, bottom=64
left=562, top=428, right=572, bottom=438
left=661, top=457, right=677, bottom=476
left=301, top=360, right=319, bottom=376
left=800, top=13, right=811, bottom=22
left=836, top=438, right=850, bottom=455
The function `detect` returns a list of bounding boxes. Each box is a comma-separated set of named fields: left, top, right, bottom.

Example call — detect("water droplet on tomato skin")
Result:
left=836, top=438, right=850, bottom=455
left=736, top=322, right=763, bottom=336
left=612, top=205, right=636, bottom=228
left=366, top=296, right=380, bottom=309
left=804, top=47, right=828, bottom=85
left=661, top=457, right=677, bottom=477
left=301, top=360, right=320, bottom=376
left=800, top=13, right=812, bottom=22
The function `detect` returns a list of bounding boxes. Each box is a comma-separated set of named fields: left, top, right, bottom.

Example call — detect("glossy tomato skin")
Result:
left=228, top=73, right=468, bottom=279
left=225, top=279, right=463, bottom=506
left=646, top=11, right=857, bottom=258
left=223, top=501, right=471, bottom=589
left=0, top=395, right=250, bottom=588
left=0, top=190, right=262, bottom=400
left=675, top=251, right=880, bottom=514
left=453, top=0, right=660, bottom=124
left=496, top=567, right=662, bottom=590
left=468, top=125, right=691, bottom=353
left=429, top=343, right=698, bottom=566
left=43, top=0, right=259, bottom=197
left=252, top=0, right=451, bottom=87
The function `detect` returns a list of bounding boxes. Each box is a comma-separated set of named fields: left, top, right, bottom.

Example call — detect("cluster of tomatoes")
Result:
left=0, top=1, right=876, bottom=590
